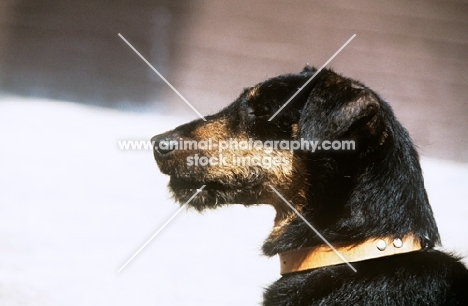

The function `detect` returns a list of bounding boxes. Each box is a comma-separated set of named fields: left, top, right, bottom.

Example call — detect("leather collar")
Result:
left=279, top=234, right=421, bottom=275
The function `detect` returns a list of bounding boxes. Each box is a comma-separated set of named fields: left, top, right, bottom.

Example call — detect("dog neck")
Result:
left=279, top=234, right=421, bottom=275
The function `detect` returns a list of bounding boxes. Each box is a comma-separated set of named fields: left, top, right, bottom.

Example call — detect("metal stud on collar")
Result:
left=376, top=239, right=387, bottom=251
left=393, top=238, right=403, bottom=248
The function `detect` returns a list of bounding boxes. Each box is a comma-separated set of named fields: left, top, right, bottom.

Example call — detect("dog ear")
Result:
left=298, top=74, right=381, bottom=142
left=334, top=93, right=381, bottom=137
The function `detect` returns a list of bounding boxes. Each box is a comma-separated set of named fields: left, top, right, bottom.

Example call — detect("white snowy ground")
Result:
left=0, top=97, right=467, bottom=306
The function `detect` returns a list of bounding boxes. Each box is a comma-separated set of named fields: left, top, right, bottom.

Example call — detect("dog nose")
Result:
left=151, top=135, right=178, bottom=155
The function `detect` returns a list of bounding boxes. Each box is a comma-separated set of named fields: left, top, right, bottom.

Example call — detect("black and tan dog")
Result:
left=152, top=66, right=468, bottom=305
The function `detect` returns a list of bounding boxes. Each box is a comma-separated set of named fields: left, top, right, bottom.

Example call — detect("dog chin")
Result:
left=167, top=177, right=224, bottom=210
left=168, top=176, right=262, bottom=210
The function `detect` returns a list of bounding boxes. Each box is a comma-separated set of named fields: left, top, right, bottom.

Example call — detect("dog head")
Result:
left=152, top=66, right=440, bottom=255
left=152, top=67, right=317, bottom=211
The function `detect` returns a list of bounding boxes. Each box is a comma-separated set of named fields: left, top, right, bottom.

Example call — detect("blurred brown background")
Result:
left=0, top=0, right=467, bottom=161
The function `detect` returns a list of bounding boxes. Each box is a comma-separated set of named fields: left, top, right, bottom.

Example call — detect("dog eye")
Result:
left=247, top=104, right=270, bottom=118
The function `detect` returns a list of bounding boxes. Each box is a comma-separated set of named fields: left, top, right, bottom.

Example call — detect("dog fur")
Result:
left=152, top=66, right=468, bottom=305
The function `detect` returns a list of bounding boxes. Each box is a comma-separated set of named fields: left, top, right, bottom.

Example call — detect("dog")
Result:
left=152, top=66, right=468, bottom=305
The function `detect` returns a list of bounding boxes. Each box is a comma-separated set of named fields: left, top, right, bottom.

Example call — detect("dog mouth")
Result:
left=169, top=177, right=221, bottom=192
left=168, top=175, right=265, bottom=208
left=169, top=176, right=256, bottom=192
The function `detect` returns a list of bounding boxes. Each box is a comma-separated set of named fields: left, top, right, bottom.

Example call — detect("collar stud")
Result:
left=393, top=238, right=403, bottom=248
left=376, top=239, right=387, bottom=251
